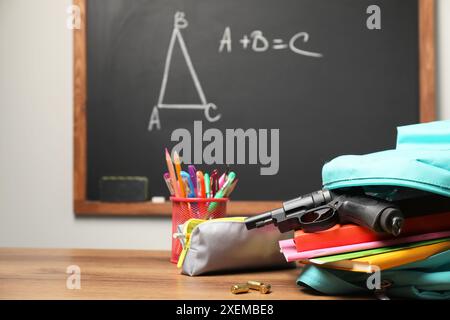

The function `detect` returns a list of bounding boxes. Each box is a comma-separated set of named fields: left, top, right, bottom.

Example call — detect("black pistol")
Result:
left=244, top=189, right=404, bottom=236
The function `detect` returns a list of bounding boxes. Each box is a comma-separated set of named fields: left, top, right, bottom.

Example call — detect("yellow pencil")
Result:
left=173, top=151, right=186, bottom=198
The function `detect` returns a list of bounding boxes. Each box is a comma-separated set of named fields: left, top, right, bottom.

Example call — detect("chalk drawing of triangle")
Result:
left=156, top=27, right=209, bottom=110
left=151, top=12, right=220, bottom=124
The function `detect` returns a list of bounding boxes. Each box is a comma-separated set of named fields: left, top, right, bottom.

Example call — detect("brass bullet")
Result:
left=231, top=283, right=250, bottom=294
left=247, top=280, right=271, bottom=294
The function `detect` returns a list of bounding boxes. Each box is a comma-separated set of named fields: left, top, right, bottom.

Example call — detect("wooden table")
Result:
left=0, top=248, right=367, bottom=300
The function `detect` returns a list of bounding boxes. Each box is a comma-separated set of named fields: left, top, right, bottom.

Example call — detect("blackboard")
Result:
left=77, top=0, right=436, bottom=214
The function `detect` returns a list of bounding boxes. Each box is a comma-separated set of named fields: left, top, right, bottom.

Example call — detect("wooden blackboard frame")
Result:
left=73, top=0, right=436, bottom=216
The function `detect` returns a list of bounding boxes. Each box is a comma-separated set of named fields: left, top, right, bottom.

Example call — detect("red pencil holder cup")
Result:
left=170, top=196, right=229, bottom=263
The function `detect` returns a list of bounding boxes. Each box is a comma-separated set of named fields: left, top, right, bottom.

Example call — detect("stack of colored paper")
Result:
left=279, top=211, right=450, bottom=273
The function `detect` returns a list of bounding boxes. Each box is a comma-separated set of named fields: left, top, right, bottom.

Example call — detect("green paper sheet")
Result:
left=310, top=237, right=450, bottom=264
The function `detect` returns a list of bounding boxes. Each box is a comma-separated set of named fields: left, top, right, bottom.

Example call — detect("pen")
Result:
left=181, top=171, right=196, bottom=198
left=188, top=165, right=197, bottom=194
left=165, top=148, right=179, bottom=197
left=173, top=151, right=186, bottom=198
left=204, top=173, right=211, bottom=198
left=163, top=172, right=175, bottom=195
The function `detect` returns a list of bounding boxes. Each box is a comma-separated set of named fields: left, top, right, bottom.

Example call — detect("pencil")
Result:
left=165, top=148, right=180, bottom=197
left=173, top=151, right=186, bottom=198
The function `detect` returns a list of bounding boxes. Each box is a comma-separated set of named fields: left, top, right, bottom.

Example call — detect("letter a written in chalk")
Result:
left=148, top=106, right=161, bottom=131
left=219, top=27, right=232, bottom=52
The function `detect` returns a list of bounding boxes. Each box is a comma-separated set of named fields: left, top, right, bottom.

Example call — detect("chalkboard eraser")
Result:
left=151, top=196, right=166, bottom=203
left=99, top=176, right=148, bottom=202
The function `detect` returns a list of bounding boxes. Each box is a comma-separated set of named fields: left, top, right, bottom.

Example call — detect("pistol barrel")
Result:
left=245, top=189, right=334, bottom=231
left=244, top=210, right=278, bottom=230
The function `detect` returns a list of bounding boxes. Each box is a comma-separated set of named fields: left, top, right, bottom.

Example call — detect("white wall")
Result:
left=0, top=0, right=171, bottom=250
left=0, top=0, right=449, bottom=249
left=437, top=0, right=450, bottom=120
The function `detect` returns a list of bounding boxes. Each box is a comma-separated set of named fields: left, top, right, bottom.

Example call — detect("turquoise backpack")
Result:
left=298, top=120, right=450, bottom=299
left=297, top=250, right=450, bottom=300
left=322, top=120, right=450, bottom=198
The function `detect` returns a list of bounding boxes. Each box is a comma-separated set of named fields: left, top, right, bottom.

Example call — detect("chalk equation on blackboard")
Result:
left=149, top=12, right=221, bottom=131
left=148, top=11, right=325, bottom=131
left=219, top=28, right=323, bottom=58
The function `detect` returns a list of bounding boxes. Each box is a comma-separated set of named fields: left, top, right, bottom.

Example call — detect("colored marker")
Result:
left=196, top=171, right=207, bottom=216
left=204, top=173, right=211, bottom=198
left=181, top=171, right=195, bottom=198
left=196, top=171, right=206, bottom=198
left=218, top=173, right=227, bottom=189
left=217, top=172, right=236, bottom=198
left=173, top=151, right=186, bottom=198
left=208, top=172, right=236, bottom=212
left=210, top=169, right=219, bottom=196
left=165, top=148, right=179, bottom=197
left=188, top=165, right=197, bottom=194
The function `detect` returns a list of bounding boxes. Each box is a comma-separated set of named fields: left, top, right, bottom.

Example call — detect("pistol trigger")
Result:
left=315, top=207, right=332, bottom=221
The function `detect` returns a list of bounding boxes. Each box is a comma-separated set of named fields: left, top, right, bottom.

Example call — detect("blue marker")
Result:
left=181, top=171, right=196, bottom=198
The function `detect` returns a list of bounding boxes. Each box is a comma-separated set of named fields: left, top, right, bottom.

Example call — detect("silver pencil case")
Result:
left=175, top=217, right=294, bottom=276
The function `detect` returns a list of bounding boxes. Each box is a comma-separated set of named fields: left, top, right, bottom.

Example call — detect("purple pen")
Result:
left=188, top=165, right=197, bottom=192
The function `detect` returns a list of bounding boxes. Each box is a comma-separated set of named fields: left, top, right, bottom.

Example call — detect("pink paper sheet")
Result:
left=279, top=230, right=450, bottom=262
